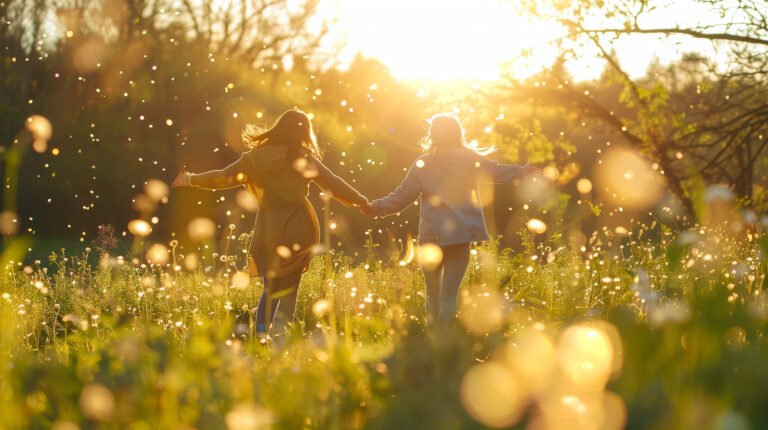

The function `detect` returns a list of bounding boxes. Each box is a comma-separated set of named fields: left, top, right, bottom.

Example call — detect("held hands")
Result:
left=172, top=171, right=191, bottom=187
left=359, top=199, right=377, bottom=218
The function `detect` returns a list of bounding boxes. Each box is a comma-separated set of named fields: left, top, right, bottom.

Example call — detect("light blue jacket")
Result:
left=371, top=147, right=525, bottom=246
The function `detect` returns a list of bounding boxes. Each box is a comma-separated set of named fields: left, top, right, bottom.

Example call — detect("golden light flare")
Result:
left=236, top=189, right=260, bottom=212
left=460, top=362, right=526, bottom=428
left=0, top=211, right=19, bottom=235
left=132, top=194, right=157, bottom=213
left=498, top=329, right=556, bottom=383
left=556, top=324, right=615, bottom=391
left=526, top=218, right=547, bottom=234
left=144, top=179, right=169, bottom=202
left=417, top=243, right=443, bottom=271
left=72, top=36, right=107, bottom=73
left=576, top=178, right=593, bottom=194
left=183, top=252, right=199, bottom=271
left=145, top=243, right=169, bottom=266
left=601, top=391, right=629, bottom=430
left=293, top=157, right=319, bottom=178
left=231, top=271, right=250, bottom=290
left=543, top=165, right=560, bottom=181
left=26, top=115, right=52, bottom=153
left=595, top=147, right=664, bottom=209
left=276, top=245, right=292, bottom=259
left=335, top=0, right=564, bottom=81
left=399, top=234, right=415, bottom=266
left=312, top=299, right=330, bottom=317
left=225, top=403, right=275, bottom=430
left=78, top=383, right=115, bottom=422
left=529, top=390, right=627, bottom=430
left=127, top=219, right=152, bottom=237
left=51, top=420, right=79, bottom=430
left=459, top=289, right=506, bottom=335
left=187, top=217, right=216, bottom=241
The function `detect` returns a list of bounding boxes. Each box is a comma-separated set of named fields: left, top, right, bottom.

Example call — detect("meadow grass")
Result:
left=1, top=222, right=767, bottom=429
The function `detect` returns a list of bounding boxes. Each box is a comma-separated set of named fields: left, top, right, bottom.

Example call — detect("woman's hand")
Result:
left=359, top=199, right=376, bottom=218
left=523, top=162, right=542, bottom=176
left=172, top=171, right=190, bottom=187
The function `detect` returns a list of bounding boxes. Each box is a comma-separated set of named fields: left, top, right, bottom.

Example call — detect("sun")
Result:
left=328, top=0, right=718, bottom=83
left=332, top=0, right=560, bottom=82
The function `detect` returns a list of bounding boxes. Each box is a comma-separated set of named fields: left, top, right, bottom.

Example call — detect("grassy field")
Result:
left=1, top=221, right=767, bottom=430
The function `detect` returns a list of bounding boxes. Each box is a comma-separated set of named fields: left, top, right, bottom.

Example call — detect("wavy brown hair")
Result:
left=242, top=109, right=322, bottom=160
left=419, top=113, right=494, bottom=156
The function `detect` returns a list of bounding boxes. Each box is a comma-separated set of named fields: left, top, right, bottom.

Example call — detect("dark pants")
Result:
left=421, top=242, right=471, bottom=323
left=254, top=270, right=302, bottom=338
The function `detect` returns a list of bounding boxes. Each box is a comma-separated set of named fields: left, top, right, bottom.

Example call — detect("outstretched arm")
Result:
left=310, top=158, right=369, bottom=207
left=370, top=161, right=422, bottom=217
left=173, top=157, right=250, bottom=190
left=474, top=154, right=541, bottom=183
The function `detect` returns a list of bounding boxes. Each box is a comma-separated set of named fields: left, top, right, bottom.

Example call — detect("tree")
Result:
left=0, top=0, right=333, bottom=243
left=511, top=0, right=768, bottom=216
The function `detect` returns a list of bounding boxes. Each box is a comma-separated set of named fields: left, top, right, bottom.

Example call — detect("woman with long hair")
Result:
left=173, top=109, right=370, bottom=341
left=368, top=113, right=540, bottom=323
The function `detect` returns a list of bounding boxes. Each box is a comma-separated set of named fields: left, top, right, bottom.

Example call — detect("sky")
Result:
left=325, top=0, right=720, bottom=82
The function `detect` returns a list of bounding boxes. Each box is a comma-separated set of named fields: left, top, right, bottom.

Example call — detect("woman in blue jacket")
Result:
left=368, top=113, right=540, bottom=323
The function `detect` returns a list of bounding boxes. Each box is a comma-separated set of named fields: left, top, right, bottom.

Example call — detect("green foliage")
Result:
left=3, top=219, right=767, bottom=428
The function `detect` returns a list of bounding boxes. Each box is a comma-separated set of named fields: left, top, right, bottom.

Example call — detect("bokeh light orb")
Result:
left=188, top=217, right=216, bottom=241
left=145, top=243, right=169, bottom=266
left=313, top=299, right=330, bottom=317
left=556, top=324, right=614, bottom=391
left=184, top=252, right=199, bottom=271
left=144, top=179, right=170, bottom=202
left=236, top=189, right=260, bottom=212
left=78, top=383, right=115, bottom=422
left=595, top=147, right=664, bottom=209
left=127, top=219, right=152, bottom=237
left=576, top=178, right=593, bottom=194
left=232, top=271, right=250, bottom=290
left=503, top=329, right=555, bottom=380
left=460, top=362, right=525, bottom=428
left=418, top=243, right=443, bottom=271
left=225, top=403, right=274, bottom=430
left=526, top=218, right=547, bottom=234
left=459, top=289, right=506, bottom=335
left=26, top=115, right=52, bottom=153
left=0, top=211, right=19, bottom=235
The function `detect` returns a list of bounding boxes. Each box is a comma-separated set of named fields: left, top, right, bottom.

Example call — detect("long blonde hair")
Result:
left=242, top=109, right=323, bottom=160
left=419, top=113, right=494, bottom=155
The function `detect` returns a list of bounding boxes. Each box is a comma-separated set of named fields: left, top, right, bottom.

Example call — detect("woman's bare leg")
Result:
left=438, top=243, right=471, bottom=321
left=254, top=277, right=273, bottom=335
left=269, top=271, right=302, bottom=338
left=422, top=259, right=444, bottom=324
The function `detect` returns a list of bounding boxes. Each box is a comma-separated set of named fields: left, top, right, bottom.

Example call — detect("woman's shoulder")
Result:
left=421, top=148, right=480, bottom=166
left=413, top=152, right=432, bottom=166
left=241, top=145, right=289, bottom=169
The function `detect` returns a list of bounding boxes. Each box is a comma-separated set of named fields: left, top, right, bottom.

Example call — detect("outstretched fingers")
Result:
left=523, top=162, right=543, bottom=176
left=172, top=171, right=190, bottom=187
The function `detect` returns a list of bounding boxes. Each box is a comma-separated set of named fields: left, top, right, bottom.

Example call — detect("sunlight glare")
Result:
left=334, top=0, right=557, bottom=81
